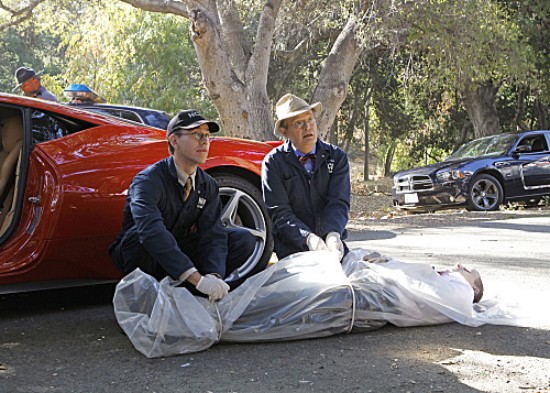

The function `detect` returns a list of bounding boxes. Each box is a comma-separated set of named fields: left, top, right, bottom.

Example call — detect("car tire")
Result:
left=212, top=173, right=274, bottom=282
left=466, top=174, right=504, bottom=211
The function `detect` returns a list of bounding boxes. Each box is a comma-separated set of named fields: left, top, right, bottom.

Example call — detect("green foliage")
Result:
left=2, top=0, right=214, bottom=118
left=0, top=0, right=66, bottom=94
left=61, top=2, right=214, bottom=117
left=402, top=0, right=533, bottom=89
left=1, top=0, right=548, bottom=172
left=382, top=0, right=546, bottom=171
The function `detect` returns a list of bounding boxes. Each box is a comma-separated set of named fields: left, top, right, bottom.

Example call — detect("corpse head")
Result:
left=453, top=263, right=484, bottom=303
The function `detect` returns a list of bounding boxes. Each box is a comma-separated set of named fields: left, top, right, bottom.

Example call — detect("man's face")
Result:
left=20, top=77, right=40, bottom=96
left=452, top=263, right=480, bottom=289
left=169, top=123, right=211, bottom=168
left=279, top=109, right=318, bottom=153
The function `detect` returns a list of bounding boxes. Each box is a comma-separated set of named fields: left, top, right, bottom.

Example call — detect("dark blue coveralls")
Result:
left=110, top=156, right=255, bottom=289
left=261, top=139, right=350, bottom=259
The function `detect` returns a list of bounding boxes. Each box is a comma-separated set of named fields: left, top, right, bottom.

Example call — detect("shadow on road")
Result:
left=0, top=284, right=116, bottom=317
left=347, top=229, right=397, bottom=241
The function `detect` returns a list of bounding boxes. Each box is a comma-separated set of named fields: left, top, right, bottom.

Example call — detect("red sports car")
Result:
left=0, top=94, right=276, bottom=293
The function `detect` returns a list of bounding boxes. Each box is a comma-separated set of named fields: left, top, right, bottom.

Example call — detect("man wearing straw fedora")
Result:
left=262, top=93, right=350, bottom=261
left=13, top=66, right=58, bottom=102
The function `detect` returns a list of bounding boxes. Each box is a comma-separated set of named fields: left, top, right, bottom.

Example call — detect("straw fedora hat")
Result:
left=274, top=93, right=322, bottom=136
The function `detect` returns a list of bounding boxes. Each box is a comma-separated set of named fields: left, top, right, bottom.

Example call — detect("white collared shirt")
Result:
left=175, top=164, right=197, bottom=190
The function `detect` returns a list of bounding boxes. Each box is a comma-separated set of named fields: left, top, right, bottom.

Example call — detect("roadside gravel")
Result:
left=348, top=156, right=550, bottom=225
left=348, top=184, right=550, bottom=230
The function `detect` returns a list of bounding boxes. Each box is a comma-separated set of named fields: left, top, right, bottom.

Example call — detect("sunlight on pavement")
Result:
left=440, top=349, right=550, bottom=392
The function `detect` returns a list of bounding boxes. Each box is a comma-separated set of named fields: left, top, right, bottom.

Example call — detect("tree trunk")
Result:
left=312, top=17, right=364, bottom=140
left=461, top=81, right=501, bottom=138
left=453, top=120, right=472, bottom=150
left=537, top=98, right=549, bottom=130
left=363, top=89, right=372, bottom=181
left=330, top=120, right=338, bottom=146
left=384, top=142, right=396, bottom=177
left=189, top=2, right=281, bottom=140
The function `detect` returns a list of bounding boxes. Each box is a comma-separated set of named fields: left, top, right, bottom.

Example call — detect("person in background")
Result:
left=12, top=67, right=58, bottom=102
left=262, top=93, right=350, bottom=261
left=110, top=110, right=256, bottom=301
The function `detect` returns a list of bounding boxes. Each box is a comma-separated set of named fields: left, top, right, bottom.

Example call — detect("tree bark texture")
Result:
left=462, top=81, right=501, bottom=138
left=312, top=17, right=364, bottom=140
left=384, top=141, right=396, bottom=177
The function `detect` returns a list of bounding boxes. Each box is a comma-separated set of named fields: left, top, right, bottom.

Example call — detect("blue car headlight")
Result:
left=436, top=169, right=465, bottom=182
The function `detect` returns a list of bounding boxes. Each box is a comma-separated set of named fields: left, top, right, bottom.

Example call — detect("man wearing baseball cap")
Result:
left=13, top=66, right=58, bottom=102
left=110, top=110, right=256, bottom=301
left=261, top=93, right=351, bottom=261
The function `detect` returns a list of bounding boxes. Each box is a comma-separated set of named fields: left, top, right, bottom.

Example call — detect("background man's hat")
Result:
left=167, top=109, right=220, bottom=137
left=274, top=93, right=322, bottom=135
left=13, top=67, right=43, bottom=91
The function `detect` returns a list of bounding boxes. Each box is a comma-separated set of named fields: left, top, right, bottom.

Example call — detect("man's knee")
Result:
left=228, top=228, right=255, bottom=256
left=113, top=232, right=166, bottom=279
left=241, top=230, right=255, bottom=255
left=110, top=244, right=126, bottom=274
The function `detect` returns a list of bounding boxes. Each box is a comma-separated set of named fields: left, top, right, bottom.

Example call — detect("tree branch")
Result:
left=247, top=0, right=282, bottom=88
left=0, top=0, right=47, bottom=31
left=218, top=0, right=250, bottom=80
left=119, top=0, right=189, bottom=17
left=273, top=28, right=337, bottom=63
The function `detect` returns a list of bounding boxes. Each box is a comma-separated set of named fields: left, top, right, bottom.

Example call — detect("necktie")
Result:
left=299, top=153, right=316, bottom=173
left=298, top=153, right=316, bottom=165
left=183, top=177, right=192, bottom=201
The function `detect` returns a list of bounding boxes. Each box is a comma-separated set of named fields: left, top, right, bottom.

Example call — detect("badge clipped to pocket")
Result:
left=327, top=159, right=335, bottom=174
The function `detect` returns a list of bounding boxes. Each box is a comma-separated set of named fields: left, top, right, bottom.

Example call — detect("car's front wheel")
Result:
left=212, top=173, right=273, bottom=283
left=466, top=174, right=504, bottom=211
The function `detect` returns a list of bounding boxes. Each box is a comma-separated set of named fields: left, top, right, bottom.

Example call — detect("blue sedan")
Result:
left=392, top=130, right=550, bottom=211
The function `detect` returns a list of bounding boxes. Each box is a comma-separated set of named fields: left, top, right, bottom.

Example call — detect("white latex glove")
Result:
left=325, top=232, right=344, bottom=260
left=196, top=274, right=230, bottom=301
left=306, top=233, right=328, bottom=251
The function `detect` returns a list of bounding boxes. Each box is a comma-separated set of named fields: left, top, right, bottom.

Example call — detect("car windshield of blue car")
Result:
left=446, top=134, right=517, bottom=161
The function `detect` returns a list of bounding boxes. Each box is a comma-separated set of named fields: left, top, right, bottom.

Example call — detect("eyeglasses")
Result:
left=176, top=130, right=211, bottom=141
left=287, top=117, right=316, bottom=130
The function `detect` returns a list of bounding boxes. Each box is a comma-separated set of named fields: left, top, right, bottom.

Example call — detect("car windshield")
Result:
left=446, top=134, right=517, bottom=161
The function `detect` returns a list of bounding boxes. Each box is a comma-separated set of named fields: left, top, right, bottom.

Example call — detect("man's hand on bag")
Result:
left=325, top=232, right=344, bottom=260
left=306, top=233, right=328, bottom=251
left=196, top=274, right=230, bottom=301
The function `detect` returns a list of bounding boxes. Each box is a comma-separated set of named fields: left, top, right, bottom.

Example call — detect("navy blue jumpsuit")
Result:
left=110, top=156, right=255, bottom=288
left=261, top=139, right=350, bottom=259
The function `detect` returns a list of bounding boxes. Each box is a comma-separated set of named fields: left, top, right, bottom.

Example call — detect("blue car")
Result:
left=392, top=130, right=550, bottom=211
left=63, top=84, right=171, bottom=130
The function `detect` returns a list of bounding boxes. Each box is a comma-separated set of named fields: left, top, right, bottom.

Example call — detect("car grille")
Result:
left=395, top=175, right=433, bottom=192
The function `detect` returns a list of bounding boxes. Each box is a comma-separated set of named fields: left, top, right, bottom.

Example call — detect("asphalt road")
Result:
left=1, top=210, right=549, bottom=393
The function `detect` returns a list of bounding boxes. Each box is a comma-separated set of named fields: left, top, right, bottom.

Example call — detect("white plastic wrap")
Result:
left=222, top=251, right=356, bottom=342
left=113, top=249, right=550, bottom=358
left=113, top=252, right=354, bottom=358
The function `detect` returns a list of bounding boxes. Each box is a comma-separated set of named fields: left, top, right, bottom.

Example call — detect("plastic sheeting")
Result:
left=113, top=249, right=550, bottom=358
